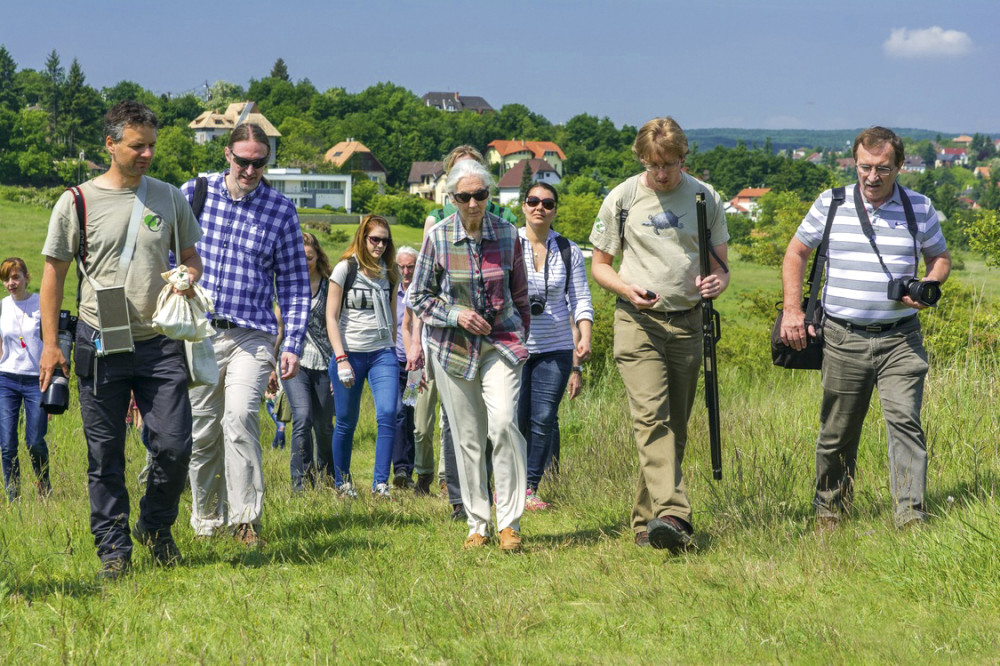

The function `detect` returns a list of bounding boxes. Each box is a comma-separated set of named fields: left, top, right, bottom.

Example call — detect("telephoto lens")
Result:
left=42, top=369, right=70, bottom=415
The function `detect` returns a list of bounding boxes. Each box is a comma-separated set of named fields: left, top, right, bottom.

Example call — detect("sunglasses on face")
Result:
left=524, top=196, right=556, bottom=211
left=230, top=152, right=269, bottom=170
left=367, top=236, right=390, bottom=247
left=452, top=189, right=490, bottom=204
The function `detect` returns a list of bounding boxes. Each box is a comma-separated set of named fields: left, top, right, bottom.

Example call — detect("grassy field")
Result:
left=1, top=199, right=1000, bottom=662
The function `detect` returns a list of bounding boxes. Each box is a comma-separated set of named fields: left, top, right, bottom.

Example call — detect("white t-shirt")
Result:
left=0, top=293, right=43, bottom=376
left=330, top=259, right=394, bottom=353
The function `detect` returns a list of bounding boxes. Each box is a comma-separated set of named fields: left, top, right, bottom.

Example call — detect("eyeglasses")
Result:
left=524, top=196, right=556, bottom=211
left=857, top=164, right=894, bottom=176
left=366, top=235, right=389, bottom=247
left=230, top=152, right=269, bottom=170
left=642, top=160, right=683, bottom=172
left=452, top=189, right=490, bottom=204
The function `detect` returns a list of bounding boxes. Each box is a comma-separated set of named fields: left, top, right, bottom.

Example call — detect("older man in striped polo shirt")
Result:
left=780, top=126, right=951, bottom=531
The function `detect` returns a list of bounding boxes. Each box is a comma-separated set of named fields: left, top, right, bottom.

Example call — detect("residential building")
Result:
left=324, top=139, right=388, bottom=188
left=974, top=166, right=991, bottom=180
left=901, top=155, right=926, bottom=173
left=936, top=147, right=968, bottom=168
left=496, top=158, right=561, bottom=205
left=836, top=157, right=857, bottom=171
left=487, top=140, right=566, bottom=177
left=421, top=92, right=494, bottom=114
left=952, top=135, right=974, bottom=145
left=188, top=101, right=281, bottom=164
left=729, top=187, right=771, bottom=220
left=407, top=161, right=445, bottom=202
left=265, top=168, right=353, bottom=211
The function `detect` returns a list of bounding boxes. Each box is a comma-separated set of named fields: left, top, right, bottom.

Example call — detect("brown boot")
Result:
left=498, top=527, right=523, bottom=553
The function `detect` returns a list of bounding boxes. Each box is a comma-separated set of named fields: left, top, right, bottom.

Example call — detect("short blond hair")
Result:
left=632, top=117, right=689, bottom=164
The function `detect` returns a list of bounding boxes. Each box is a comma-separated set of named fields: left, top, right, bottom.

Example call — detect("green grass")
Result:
left=2, top=200, right=1000, bottom=662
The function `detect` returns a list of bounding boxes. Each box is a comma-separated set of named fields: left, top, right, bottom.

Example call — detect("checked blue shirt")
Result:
left=181, top=172, right=310, bottom=356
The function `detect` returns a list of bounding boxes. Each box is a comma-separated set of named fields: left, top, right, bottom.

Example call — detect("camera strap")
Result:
left=852, top=183, right=919, bottom=281
left=76, top=176, right=148, bottom=290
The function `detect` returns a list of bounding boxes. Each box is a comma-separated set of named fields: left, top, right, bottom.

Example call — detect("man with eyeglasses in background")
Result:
left=780, top=126, right=951, bottom=533
left=590, top=117, right=730, bottom=553
left=181, top=122, right=310, bottom=547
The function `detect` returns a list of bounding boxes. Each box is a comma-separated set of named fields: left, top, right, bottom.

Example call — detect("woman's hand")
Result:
left=337, top=359, right=355, bottom=387
left=457, top=309, right=492, bottom=336
left=567, top=369, right=583, bottom=400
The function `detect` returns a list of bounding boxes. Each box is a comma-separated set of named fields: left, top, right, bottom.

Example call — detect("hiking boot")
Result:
left=372, top=482, right=391, bottom=498
left=96, top=557, right=132, bottom=582
left=647, top=515, right=693, bottom=553
left=463, top=533, right=489, bottom=549
left=450, top=504, right=467, bottom=521
left=414, top=474, right=433, bottom=495
left=133, top=522, right=183, bottom=567
left=392, top=474, right=414, bottom=490
left=525, top=488, right=550, bottom=511
left=337, top=482, right=358, bottom=499
left=233, top=523, right=265, bottom=548
left=634, top=530, right=650, bottom=547
left=498, top=527, right=523, bottom=553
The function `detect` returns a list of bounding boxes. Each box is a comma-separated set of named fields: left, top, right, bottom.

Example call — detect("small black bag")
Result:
left=771, top=299, right=824, bottom=370
left=770, top=187, right=844, bottom=370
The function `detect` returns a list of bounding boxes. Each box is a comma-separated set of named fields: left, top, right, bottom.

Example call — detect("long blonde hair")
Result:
left=339, top=215, right=400, bottom=285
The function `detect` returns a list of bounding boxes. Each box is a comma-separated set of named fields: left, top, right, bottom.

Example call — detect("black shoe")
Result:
left=133, top=521, right=183, bottom=567
left=634, top=530, right=650, bottom=548
left=450, top=504, right=467, bottom=521
left=646, top=515, right=693, bottom=553
left=96, top=556, right=132, bottom=582
left=393, top=473, right=415, bottom=490
left=414, top=474, right=433, bottom=495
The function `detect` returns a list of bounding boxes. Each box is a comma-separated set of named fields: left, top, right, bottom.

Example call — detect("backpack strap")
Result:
left=69, top=186, right=87, bottom=265
left=617, top=175, right=640, bottom=250
left=340, top=256, right=359, bottom=311
left=190, top=176, right=208, bottom=218
left=553, top=234, right=573, bottom=295
left=805, top=186, right=845, bottom=319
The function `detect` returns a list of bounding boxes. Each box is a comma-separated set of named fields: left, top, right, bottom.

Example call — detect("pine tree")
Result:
left=518, top=161, right=534, bottom=203
left=270, top=58, right=290, bottom=82
left=0, top=45, right=18, bottom=110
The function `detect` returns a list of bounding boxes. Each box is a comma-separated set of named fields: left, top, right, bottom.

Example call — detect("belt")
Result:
left=616, top=298, right=697, bottom=317
left=826, top=314, right=916, bottom=334
left=211, top=318, right=241, bottom=330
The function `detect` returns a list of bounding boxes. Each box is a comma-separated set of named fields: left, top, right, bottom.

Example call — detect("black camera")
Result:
left=476, top=304, right=497, bottom=326
left=887, top=278, right=941, bottom=307
left=529, top=296, right=546, bottom=316
left=42, top=310, right=77, bottom=415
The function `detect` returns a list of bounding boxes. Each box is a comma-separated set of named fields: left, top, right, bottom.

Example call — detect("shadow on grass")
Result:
left=529, top=521, right=623, bottom=547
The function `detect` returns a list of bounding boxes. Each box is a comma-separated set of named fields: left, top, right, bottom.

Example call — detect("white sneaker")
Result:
left=337, top=482, right=358, bottom=499
left=372, top=482, right=391, bottom=498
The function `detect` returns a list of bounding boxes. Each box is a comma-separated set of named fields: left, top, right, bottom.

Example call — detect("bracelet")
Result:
left=571, top=365, right=583, bottom=374
left=335, top=354, right=349, bottom=363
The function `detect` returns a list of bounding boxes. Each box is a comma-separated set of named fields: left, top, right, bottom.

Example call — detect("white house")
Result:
left=265, top=168, right=353, bottom=211
left=496, top=159, right=562, bottom=205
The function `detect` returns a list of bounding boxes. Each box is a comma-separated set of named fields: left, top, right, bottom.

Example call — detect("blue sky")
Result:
left=3, top=0, right=997, bottom=134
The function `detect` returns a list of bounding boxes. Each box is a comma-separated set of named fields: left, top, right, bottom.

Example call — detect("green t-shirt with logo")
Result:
left=43, top=177, right=203, bottom=340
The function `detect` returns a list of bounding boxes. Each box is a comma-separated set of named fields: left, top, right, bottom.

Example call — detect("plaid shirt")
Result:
left=410, top=211, right=530, bottom=380
left=181, top=172, right=310, bottom=356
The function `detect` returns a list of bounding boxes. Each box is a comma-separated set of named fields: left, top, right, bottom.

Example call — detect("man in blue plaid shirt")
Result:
left=181, top=123, right=310, bottom=547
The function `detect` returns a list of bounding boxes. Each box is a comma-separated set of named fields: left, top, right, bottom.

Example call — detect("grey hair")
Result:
left=104, top=100, right=158, bottom=143
left=446, top=159, right=494, bottom=193
left=396, top=245, right=419, bottom=261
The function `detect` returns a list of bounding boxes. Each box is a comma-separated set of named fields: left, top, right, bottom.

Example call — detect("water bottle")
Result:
left=401, top=369, right=422, bottom=407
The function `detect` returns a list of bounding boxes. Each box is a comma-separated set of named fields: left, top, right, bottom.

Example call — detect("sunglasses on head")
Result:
left=524, top=196, right=556, bottom=211
left=452, top=189, right=490, bottom=204
left=230, top=152, right=269, bottom=170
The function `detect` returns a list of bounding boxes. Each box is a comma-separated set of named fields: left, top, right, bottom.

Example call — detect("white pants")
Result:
left=188, top=327, right=275, bottom=535
left=432, top=346, right=526, bottom=537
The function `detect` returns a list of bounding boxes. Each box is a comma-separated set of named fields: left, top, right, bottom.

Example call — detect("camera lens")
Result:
left=530, top=297, right=545, bottom=316
left=912, top=280, right=941, bottom=306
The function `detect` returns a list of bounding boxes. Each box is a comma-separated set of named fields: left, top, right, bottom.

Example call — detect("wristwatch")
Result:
left=571, top=365, right=583, bottom=374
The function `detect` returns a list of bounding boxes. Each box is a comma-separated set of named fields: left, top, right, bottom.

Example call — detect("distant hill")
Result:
left=685, top=128, right=950, bottom=153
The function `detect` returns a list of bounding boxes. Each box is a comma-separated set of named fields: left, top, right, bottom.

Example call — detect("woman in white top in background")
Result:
left=0, top=257, right=51, bottom=501
left=517, top=184, right=593, bottom=509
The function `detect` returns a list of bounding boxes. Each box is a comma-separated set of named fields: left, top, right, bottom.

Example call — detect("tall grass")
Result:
left=2, top=200, right=1000, bottom=661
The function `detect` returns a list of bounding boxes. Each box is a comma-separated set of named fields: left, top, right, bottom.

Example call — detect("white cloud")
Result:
left=883, top=27, right=973, bottom=59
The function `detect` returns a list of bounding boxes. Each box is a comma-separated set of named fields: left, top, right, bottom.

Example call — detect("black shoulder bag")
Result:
left=771, top=187, right=845, bottom=369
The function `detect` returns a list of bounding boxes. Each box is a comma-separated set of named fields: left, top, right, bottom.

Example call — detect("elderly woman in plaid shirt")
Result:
left=409, top=159, right=531, bottom=552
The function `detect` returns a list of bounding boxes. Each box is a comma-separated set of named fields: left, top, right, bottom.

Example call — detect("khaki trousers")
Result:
left=614, top=306, right=701, bottom=532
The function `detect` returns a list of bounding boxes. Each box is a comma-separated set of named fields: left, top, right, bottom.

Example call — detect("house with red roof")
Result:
left=496, top=159, right=561, bottom=205
left=324, top=139, right=387, bottom=187
left=728, top=187, right=771, bottom=220
left=936, top=147, right=968, bottom=168
left=486, top=140, right=566, bottom=177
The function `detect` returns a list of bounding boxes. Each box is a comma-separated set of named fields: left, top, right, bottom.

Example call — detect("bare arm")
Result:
left=902, top=250, right=952, bottom=310
left=39, top=257, right=71, bottom=391
left=779, top=238, right=813, bottom=350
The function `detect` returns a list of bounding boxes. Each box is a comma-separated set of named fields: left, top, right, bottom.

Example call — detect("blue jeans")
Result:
left=517, top=350, right=572, bottom=492
left=0, top=372, right=50, bottom=500
left=284, top=366, right=335, bottom=489
left=329, top=347, right=398, bottom=488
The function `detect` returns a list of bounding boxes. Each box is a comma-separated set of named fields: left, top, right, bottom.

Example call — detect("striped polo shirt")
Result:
left=794, top=183, right=947, bottom=325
